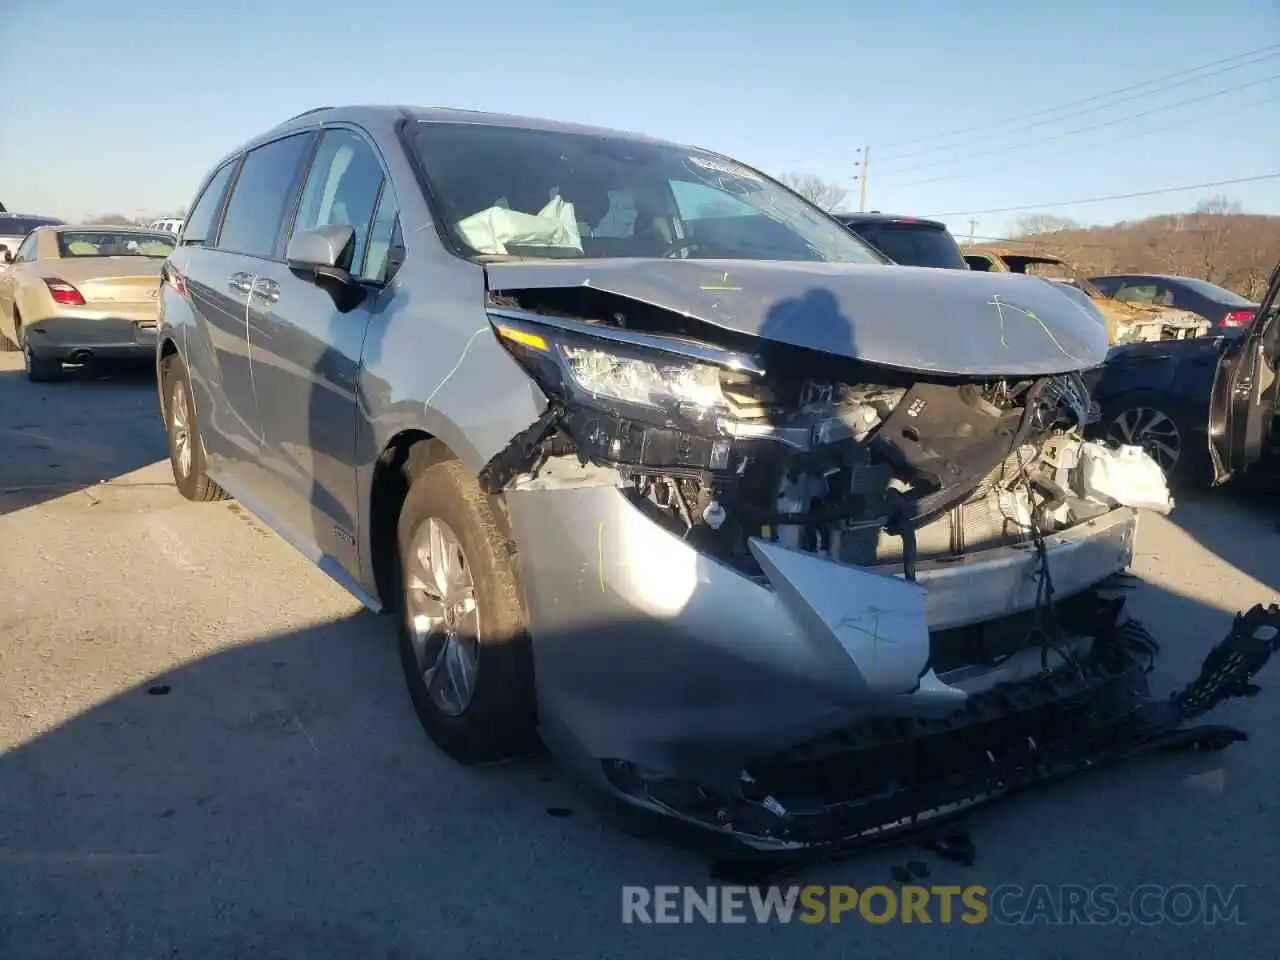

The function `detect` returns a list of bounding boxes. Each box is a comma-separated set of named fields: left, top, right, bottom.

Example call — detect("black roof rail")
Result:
left=280, top=106, right=332, bottom=124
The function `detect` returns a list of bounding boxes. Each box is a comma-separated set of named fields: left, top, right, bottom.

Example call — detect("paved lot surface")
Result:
left=0, top=352, right=1277, bottom=959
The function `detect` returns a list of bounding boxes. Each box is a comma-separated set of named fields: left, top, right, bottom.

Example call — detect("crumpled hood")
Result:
left=486, top=258, right=1111, bottom=376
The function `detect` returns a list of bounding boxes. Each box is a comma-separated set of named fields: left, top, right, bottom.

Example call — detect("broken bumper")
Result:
left=506, top=485, right=1279, bottom=859
left=511, top=491, right=1128, bottom=803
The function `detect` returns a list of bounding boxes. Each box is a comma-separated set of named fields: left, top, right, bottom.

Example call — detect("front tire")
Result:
left=395, top=458, right=537, bottom=765
left=160, top=356, right=229, bottom=502
left=1102, top=390, right=1206, bottom=487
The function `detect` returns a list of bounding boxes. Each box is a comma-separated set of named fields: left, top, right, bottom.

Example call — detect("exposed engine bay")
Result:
left=480, top=285, right=1172, bottom=584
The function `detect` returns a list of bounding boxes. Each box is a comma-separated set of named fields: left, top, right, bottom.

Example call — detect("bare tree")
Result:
left=777, top=172, right=849, bottom=212
left=1012, top=214, right=1080, bottom=236
left=1186, top=194, right=1243, bottom=285
left=1194, top=194, right=1243, bottom=217
left=84, top=213, right=147, bottom=226
left=968, top=197, right=1275, bottom=297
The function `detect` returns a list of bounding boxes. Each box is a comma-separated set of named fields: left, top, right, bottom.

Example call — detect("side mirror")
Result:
left=0, top=247, right=11, bottom=264
left=286, top=224, right=366, bottom=312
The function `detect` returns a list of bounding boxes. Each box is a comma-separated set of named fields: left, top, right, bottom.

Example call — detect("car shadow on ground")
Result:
left=0, top=360, right=168, bottom=517
left=1166, top=482, right=1280, bottom=596
left=0, top=581, right=1276, bottom=958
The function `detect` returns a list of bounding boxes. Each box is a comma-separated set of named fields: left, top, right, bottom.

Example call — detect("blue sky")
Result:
left=2, top=0, right=1278, bottom=239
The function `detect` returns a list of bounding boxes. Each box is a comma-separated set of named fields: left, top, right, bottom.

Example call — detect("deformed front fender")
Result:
left=352, top=261, right=549, bottom=598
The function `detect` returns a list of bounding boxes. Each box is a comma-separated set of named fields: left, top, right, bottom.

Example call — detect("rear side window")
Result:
left=218, top=133, right=313, bottom=258
left=14, top=233, right=39, bottom=262
left=1113, top=282, right=1159, bottom=304
left=183, top=161, right=238, bottom=246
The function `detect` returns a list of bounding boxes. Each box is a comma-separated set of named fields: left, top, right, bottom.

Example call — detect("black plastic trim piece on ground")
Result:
left=607, top=604, right=1280, bottom=869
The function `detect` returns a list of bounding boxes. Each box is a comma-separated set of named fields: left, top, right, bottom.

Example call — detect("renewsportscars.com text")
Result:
left=621, top=884, right=1247, bottom=926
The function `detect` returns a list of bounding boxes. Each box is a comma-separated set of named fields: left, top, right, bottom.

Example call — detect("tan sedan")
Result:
left=0, top=225, right=176, bottom=381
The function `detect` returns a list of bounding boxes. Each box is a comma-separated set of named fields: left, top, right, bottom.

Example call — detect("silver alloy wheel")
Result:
left=1107, top=405, right=1182, bottom=473
left=405, top=516, right=479, bottom=717
left=170, top=380, right=193, bottom=478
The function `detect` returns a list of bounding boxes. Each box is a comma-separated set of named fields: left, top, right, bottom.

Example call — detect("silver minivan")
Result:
left=155, top=105, right=1278, bottom=860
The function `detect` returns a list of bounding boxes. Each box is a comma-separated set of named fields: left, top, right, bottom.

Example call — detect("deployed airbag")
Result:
left=458, top=196, right=583, bottom=255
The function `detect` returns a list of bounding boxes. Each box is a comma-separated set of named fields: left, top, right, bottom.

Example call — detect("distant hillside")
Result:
left=969, top=207, right=1280, bottom=301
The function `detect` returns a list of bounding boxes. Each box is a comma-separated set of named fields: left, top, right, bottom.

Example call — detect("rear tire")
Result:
left=160, top=356, right=230, bottom=502
left=394, top=458, right=538, bottom=765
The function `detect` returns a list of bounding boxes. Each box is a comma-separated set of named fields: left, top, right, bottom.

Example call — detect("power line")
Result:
left=874, top=42, right=1280, bottom=151
left=875, top=48, right=1274, bottom=162
left=874, top=49, right=1279, bottom=162
left=881, top=95, right=1279, bottom=189
left=924, top=173, right=1280, bottom=218
left=872, top=74, right=1280, bottom=179
left=773, top=43, right=1280, bottom=172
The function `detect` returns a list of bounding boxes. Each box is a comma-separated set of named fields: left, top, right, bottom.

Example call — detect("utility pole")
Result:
left=968, top=219, right=977, bottom=243
left=856, top=145, right=871, bottom=212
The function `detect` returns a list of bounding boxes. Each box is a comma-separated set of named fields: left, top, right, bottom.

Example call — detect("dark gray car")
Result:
left=156, top=105, right=1278, bottom=861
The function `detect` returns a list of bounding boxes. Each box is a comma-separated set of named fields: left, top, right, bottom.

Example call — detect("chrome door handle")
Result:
left=251, top=278, right=281, bottom=304
left=228, top=272, right=254, bottom=295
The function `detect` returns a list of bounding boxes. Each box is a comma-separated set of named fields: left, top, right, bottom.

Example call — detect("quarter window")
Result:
left=14, top=233, right=38, bottom=262
left=183, top=160, right=238, bottom=247
left=218, top=133, right=313, bottom=258
left=362, top=187, right=402, bottom=283
left=291, top=129, right=385, bottom=273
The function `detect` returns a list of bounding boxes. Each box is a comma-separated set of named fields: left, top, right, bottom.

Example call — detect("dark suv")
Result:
left=833, top=213, right=967, bottom=270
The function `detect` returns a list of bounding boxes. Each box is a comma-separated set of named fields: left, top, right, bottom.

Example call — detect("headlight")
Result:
left=559, top=344, right=726, bottom=412
left=488, top=309, right=758, bottom=424
left=488, top=308, right=762, bottom=473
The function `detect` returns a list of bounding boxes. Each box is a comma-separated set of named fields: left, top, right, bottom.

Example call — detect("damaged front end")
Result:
left=1106, top=301, right=1213, bottom=345
left=475, top=273, right=1278, bottom=860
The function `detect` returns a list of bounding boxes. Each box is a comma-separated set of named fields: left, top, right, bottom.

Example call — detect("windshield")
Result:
left=411, top=122, right=886, bottom=264
left=56, top=231, right=176, bottom=258
left=0, top=215, right=64, bottom=236
left=851, top=222, right=967, bottom=269
left=1174, top=277, right=1256, bottom=306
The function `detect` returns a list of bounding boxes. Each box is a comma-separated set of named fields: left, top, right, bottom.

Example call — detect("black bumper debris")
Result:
left=621, top=603, right=1280, bottom=864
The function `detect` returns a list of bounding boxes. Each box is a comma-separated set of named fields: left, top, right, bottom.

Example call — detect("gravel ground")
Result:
left=0, top=354, right=1276, bottom=959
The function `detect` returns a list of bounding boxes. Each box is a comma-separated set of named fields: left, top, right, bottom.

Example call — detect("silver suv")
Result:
left=157, top=106, right=1278, bottom=860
